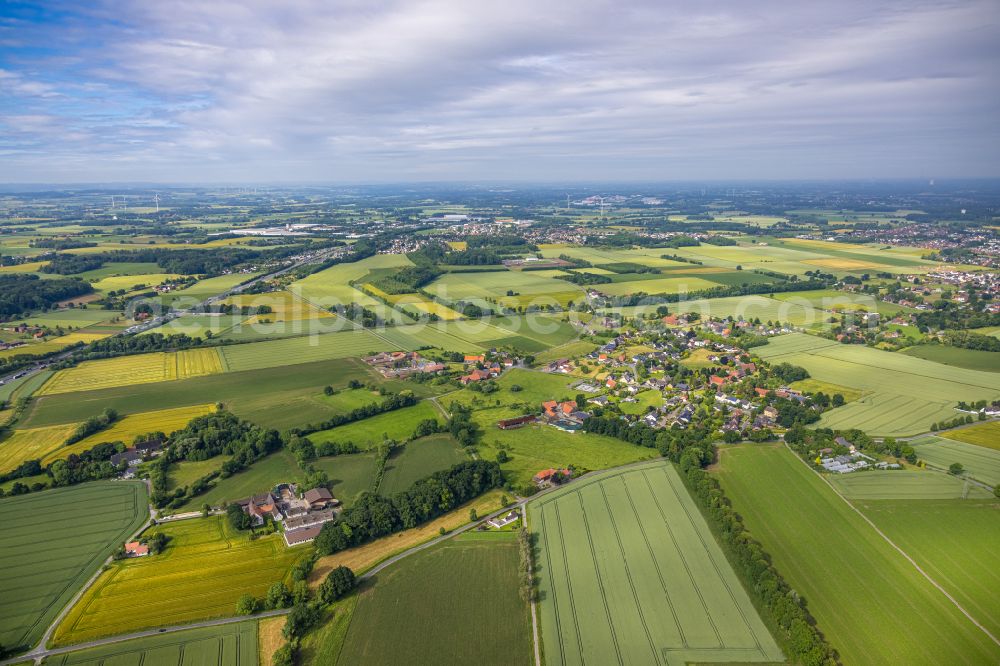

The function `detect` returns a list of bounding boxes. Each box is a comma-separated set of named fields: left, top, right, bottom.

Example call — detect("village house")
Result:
left=487, top=510, right=520, bottom=529
left=124, top=541, right=149, bottom=557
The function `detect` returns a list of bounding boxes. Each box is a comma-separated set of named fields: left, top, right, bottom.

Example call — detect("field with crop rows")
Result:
left=756, top=333, right=1000, bottom=435
left=219, top=329, right=388, bottom=371
left=47, top=621, right=259, bottom=666
left=37, top=348, right=224, bottom=395
left=530, top=461, right=783, bottom=666
left=825, top=469, right=990, bottom=499
left=336, top=538, right=531, bottom=666
left=0, top=481, right=149, bottom=653
left=910, top=435, right=1000, bottom=486
left=715, top=444, right=1000, bottom=665
left=54, top=516, right=302, bottom=645
left=853, top=498, right=1000, bottom=639
left=0, top=423, right=78, bottom=474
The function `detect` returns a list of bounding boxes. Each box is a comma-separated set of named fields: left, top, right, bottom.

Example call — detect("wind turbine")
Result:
left=153, top=194, right=160, bottom=214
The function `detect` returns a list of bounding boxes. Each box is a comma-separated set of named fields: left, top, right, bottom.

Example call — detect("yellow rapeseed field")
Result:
left=0, top=423, right=78, bottom=474
left=47, top=404, right=216, bottom=464
left=37, top=348, right=224, bottom=395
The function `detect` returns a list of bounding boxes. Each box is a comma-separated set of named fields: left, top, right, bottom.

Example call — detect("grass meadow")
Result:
left=377, top=434, right=469, bottom=496
left=530, top=461, right=783, bottom=665
left=0, top=481, right=149, bottom=653
left=46, top=622, right=259, bottom=666
left=308, top=401, right=442, bottom=449
left=756, top=333, right=1000, bottom=436
left=54, top=516, right=302, bottom=645
left=335, top=537, right=532, bottom=666
left=715, top=444, right=1000, bottom=665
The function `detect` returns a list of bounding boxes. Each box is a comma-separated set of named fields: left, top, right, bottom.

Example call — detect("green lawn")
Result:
left=335, top=538, right=532, bottom=666
left=167, top=457, right=228, bottom=493
left=0, top=481, right=149, bottom=654
left=756, top=333, right=1000, bottom=436
left=853, top=498, right=1000, bottom=640
left=308, top=401, right=442, bottom=449
left=715, top=444, right=1000, bottom=665
left=45, top=621, right=258, bottom=666
left=530, top=461, right=783, bottom=665
left=54, top=516, right=302, bottom=645
left=377, top=434, right=469, bottom=496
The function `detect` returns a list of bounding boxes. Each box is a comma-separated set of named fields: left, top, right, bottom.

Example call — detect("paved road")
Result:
left=1, top=610, right=291, bottom=666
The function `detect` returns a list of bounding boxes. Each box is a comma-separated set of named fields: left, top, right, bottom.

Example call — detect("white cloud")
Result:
left=0, top=0, right=998, bottom=181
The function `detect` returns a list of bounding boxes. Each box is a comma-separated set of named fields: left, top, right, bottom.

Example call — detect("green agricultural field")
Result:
left=311, top=451, right=378, bottom=507
left=770, top=288, right=917, bottom=317
left=853, top=499, right=1000, bottom=639
left=73, top=261, right=165, bottom=280
left=530, top=461, right=783, bottom=666
left=825, top=469, right=990, bottom=499
left=19, top=358, right=375, bottom=431
left=598, top=275, right=722, bottom=296
left=141, top=313, right=248, bottom=338
left=938, top=420, right=1000, bottom=450
left=219, top=328, right=390, bottom=372
left=605, top=294, right=830, bottom=328
left=0, top=481, right=149, bottom=654
left=377, top=434, right=469, bottom=496
left=158, top=273, right=260, bottom=307
left=788, top=378, right=864, bottom=403
left=756, top=333, right=1000, bottom=436
left=45, top=621, right=259, bottom=666
left=289, top=255, right=412, bottom=324
left=715, top=444, right=1000, bottom=665
left=424, top=270, right=584, bottom=308
left=901, top=344, right=1000, bottom=372
left=910, top=435, right=1000, bottom=486
left=54, top=516, right=302, bottom=645
left=309, top=401, right=442, bottom=449
left=335, top=538, right=532, bottom=666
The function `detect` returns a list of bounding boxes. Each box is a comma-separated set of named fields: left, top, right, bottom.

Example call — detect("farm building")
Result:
left=534, top=468, right=572, bottom=488
left=303, top=487, right=338, bottom=510
left=497, top=415, right=537, bottom=430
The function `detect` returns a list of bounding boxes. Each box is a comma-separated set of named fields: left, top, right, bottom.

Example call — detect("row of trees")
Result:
left=314, top=460, right=502, bottom=555
left=65, top=408, right=120, bottom=445
left=291, top=391, right=417, bottom=437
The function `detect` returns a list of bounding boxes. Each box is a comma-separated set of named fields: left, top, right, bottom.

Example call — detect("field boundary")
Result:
left=783, top=442, right=1000, bottom=649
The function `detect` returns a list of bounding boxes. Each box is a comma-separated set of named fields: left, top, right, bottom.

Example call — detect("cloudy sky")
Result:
left=1, top=0, right=998, bottom=183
